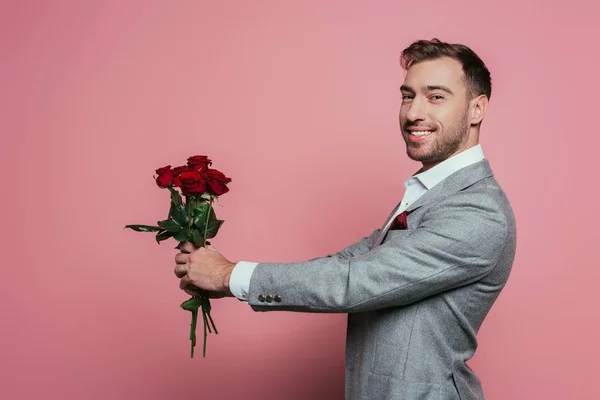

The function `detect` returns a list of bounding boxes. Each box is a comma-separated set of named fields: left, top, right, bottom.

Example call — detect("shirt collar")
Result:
left=408, top=144, right=485, bottom=190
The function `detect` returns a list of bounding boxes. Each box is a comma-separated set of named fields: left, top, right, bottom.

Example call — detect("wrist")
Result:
left=222, top=261, right=236, bottom=295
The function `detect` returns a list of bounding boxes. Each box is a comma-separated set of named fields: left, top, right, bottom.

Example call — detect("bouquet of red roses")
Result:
left=125, top=155, right=231, bottom=358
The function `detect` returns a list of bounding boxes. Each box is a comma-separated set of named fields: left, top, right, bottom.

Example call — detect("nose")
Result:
left=405, top=97, right=427, bottom=122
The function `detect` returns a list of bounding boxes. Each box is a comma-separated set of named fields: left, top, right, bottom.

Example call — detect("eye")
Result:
left=430, top=94, right=444, bottom=101
left=401, top=94, right=414, bottom=100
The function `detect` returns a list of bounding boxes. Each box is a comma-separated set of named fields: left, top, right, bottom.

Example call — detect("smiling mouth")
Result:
left=406, top=127, right=436, bottom=137
left=408, top=130, right=434, bottom=137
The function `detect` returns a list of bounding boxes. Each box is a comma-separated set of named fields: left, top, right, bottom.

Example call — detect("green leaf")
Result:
left=205, top=219, right=224, bottom=239
left=193, top=202, right=216, bottom=229
left=156, top=230, right=173, bottom=243
left=181, top=297, right=202, bottom=311
left=169, top=202, right=188, bottom=226
left=168, top=186, right=182, bottom=206
left=173, top=228, right=189, bottom=242
left=191, top=228, right=202, bottom=247
left=158, top=219, right=182, bottom=233
left=124, top=224, right=161, bottom=232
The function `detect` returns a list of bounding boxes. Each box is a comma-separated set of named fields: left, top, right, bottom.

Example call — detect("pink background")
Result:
left=1, top=1, right=599, bottom=399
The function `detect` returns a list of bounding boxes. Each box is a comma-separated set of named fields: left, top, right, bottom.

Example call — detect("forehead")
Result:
left=403, top=57, right=466, bottom=92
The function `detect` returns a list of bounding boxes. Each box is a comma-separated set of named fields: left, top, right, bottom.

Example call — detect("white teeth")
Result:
left=410, top=130, right=433, bottom=136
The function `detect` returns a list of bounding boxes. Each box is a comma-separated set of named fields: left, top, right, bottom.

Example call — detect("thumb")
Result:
left=205, top=245, right=218, bottom=252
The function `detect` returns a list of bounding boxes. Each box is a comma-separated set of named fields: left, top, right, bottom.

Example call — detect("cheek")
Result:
left=399, top=107, right=408, bottom=123
left=429, top=108, right=453, bottom=129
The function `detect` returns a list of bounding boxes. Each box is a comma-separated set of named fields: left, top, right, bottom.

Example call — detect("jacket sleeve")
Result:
left=307, top=228, right=381, bottom=261
left=248, top=192, right=511, bottom=313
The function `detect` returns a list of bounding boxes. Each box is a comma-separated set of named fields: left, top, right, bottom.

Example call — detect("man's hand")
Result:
left=174, top=242, right=236, bottom=298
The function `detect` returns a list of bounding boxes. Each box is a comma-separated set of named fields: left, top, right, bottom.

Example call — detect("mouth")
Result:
left=406, top=128, right=435, bottom=142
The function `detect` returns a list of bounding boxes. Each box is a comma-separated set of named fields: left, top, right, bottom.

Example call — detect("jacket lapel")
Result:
left=406, top=159, right=494, bottom=213
left=371, top=159, right=494, bottom=248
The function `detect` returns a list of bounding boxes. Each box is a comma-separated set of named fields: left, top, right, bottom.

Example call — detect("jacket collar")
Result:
left=406, top=158, right=494, bottom=213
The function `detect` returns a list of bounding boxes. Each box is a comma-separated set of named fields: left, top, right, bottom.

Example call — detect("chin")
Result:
left=406, top=145, right=428, bottom=161
left=406, top=151, right=426, bottom=162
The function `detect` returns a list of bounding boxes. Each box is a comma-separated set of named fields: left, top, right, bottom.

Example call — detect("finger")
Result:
left=174, top=263, right=188, bottom=278
left=179, top=275, right=190, bottom=290
left=180, top=276, right=202, bottom=296
left=179, top=241, right=195, bottom=253
left=175, top=253, right=189, bottom=264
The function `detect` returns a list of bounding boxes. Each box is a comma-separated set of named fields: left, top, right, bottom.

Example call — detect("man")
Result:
left=175, top=38, right=516, bottom=399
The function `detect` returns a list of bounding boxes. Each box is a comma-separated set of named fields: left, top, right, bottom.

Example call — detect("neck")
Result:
left=418, top=141, right=480, bottom=173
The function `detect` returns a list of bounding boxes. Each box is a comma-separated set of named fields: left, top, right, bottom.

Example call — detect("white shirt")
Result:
left=229, top=144, right=486, bottom=302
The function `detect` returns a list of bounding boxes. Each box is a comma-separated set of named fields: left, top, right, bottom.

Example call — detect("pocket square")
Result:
left=389, top=211, right=410, bottom=230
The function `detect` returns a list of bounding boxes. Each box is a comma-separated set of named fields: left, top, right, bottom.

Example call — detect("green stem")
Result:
left=203, top=196, right=213, bottom=247
left=207, top=311, right=218, bottom=334
left=190, top=310, right=197, bottom=358
left=184, top=196, right=216, bottom=358
left=202, top=309, right=208, bottom=357
left=205, top=310, right=212, bottom=334
left=187, top=196, right=194, bottom=241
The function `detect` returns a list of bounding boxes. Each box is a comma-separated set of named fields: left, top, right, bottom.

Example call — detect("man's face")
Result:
left=399, top=57, right=475, bottom=171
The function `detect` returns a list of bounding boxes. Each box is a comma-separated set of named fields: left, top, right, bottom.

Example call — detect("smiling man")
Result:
left=174, top=38, right=516, bottom=399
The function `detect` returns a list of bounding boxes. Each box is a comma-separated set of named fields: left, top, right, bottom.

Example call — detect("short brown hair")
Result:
left=400, top=38, right=492, bottom=100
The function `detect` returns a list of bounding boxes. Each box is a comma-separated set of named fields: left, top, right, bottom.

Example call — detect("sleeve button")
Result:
left=274, top=295, right=282, bottom=303
left=257, top=294, right=265, bottom=302
left=265, top=295, right=273, bottom=303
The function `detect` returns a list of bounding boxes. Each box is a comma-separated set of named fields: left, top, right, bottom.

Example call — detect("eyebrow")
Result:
left=400, top=84, right=454, bottom=95
left=426, top=85, right=454, bottom=95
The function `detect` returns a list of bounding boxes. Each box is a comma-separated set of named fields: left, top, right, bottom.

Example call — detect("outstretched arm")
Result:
left=247, top=192, right=511, bottom=313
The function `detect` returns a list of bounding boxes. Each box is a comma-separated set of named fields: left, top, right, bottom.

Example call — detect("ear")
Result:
left=470, top=95, right=488, bottom=125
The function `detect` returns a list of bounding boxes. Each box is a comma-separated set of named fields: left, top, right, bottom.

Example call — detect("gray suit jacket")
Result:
left=248, top=159, right=517, bottom=399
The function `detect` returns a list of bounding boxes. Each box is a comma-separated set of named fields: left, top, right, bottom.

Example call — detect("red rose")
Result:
left=187, top=155, right=212, bottom=171
left=180, top=171, right=207, bottom=195
left=155, top=165, right=172, bottom=188
left=204, top=168, right=231, bottom=196
left=171, top=165, right=188, bottom=176
left=171, top=165, right=188, bottom=188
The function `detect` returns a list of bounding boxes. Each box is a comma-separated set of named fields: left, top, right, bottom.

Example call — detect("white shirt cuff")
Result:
left=229, top=261, right=258, bottom=302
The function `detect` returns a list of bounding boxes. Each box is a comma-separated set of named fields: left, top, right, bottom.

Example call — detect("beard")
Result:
left=403, top=108, right=470, bottom=164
